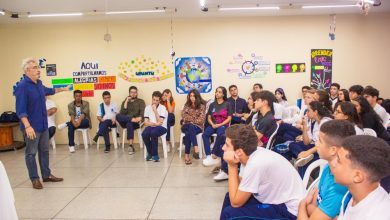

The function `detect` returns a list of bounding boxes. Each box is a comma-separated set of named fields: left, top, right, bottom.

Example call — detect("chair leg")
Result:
left=112, top=128, right=118, bottom=149
left=122, top=129, right=126, bottom=150
left=170, top=126, right=175, bottom=151
left=50, top=138, right=56, bottom=149
left=179, top=133, right=184, bottom=158
left=161, top=134, right=168, bottom=159
left=82, top=130, right=89, bottom=149
left=96, top=136, right=100, bottom=149
left=75, top=131, right=80, bottom=146
left=197, top=133, right=203, bottom=159
left=137, top=129, right=144, bottom=149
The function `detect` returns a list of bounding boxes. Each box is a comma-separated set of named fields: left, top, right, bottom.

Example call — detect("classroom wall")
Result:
left=1, top=13, right=389, bottom=144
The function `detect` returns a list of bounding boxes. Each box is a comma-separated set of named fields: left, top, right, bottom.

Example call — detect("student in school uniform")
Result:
left=298, top=120, right=355, bottom=220
left=161, top=89, right=176, bottom=147
left=329, top=83, right=340, bottom=110
left=142, top=91, right=168, bottom=162
left=331, top=135, right=390, bottom=220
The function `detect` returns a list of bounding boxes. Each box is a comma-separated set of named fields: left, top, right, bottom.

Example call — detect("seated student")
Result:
left=220, top=124, right=304, bottom=220
left=331, top=135, right=390, bottom=220
left=181, top=89, right=206, bottom=164
left=352, top=96, right=390, bottom=141
left=275, top=88, right=289, bottom=108
left=92, top=91, right=118, bottom=153
left=362, top=86, right=390, bottom=127
left=338, top=89, right=350, bottom=103
left=202, top=86, right=232, bottom=167
left=242, top=94, right=256, bottom=125
left=58, top=90, right=91, bottom=153
left=116, top=86, right=145, bottom=155
left=298, top=120, right=355, bottom=220
left=161, top=89, right=175, bottom=147
left=314, top=90, right=333, bottom=112
left=252, top=83, right=263, bottom=93
left=348, top=85, right=364, bottom=100
left=252, top=91, right=278, bottom=147
left=46, top=97, right=57, bottom=140
left=333, top=102, right=364, bottom=135
left=329, top=83, right=340, bottom=110
left=297, top=86, right=311, bottom=110
left=227, top=85, right=248, bottom=125
left=382, top=99, right=390, bottom=130
left=142, top=91, right=168, bottom=162
left=287, top=101, right=332, bottom=177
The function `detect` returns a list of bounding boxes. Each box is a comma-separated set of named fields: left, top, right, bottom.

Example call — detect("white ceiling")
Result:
left=0, top=0, right=388, bottom=23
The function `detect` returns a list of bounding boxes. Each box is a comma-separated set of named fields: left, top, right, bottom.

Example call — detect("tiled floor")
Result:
left=0, top=143, right=227, bottom=220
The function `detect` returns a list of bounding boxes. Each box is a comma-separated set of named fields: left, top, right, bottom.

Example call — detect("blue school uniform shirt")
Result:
left=15, top=75, right=55, bottom=132
left=317, top=164, right=348, bottom=218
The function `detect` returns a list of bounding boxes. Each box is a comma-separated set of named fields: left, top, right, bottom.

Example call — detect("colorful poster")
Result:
left=310, top=49, right=333, bottom=90
left=175, top=57, right=212, bottom=94
left=227, top=53, right=270, bottom=79
left=117, top=55, right=174, bottom=83
left=276, top=63, right=306, bottom=73
left=46, top=64, right=57, bottom=76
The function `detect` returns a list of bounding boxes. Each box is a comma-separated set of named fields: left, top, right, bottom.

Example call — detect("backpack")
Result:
left=0, top=111, right=19, bottom=123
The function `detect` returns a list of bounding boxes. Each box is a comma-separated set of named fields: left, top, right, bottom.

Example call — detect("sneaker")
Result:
left=128, top=145, right=135, bottom=155
left=146, top=154, right=152, bottom=161
left=93, top=135, right=99, bottom=143
left=203, top=155, right=218, bottom=167
left=152, top=155, right=160, bottom=162
left=104, top=147, right=110, bottom=153
left=69, top=146, right=75, bottom=153
left=295, top=154, right=314, bottom=168
left=213, top=170, right=228, bottom=182
left=210, top=166, right=221, bottom=174
left=58, top=123, right=68, bottom=130
left=274, top=141, right=293, bottom=154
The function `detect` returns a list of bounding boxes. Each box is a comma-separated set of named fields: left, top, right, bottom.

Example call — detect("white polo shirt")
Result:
left=144, top=104, right=168, bottom=128
left=46, top=99, right=56, bottom=127
left=374, top=104, right=390, bottom=127
left=96, top=102, right=118, bottom=121
left=239, top=148, right=305, bottom=216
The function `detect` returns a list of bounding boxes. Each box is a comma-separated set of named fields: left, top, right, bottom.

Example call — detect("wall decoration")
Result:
left=117, top=55, right=174, bottom=83
left=50, top=61, right=116, bottom=97
left=310, top=49, right=333, bottom=90
left=39, top=58, right=46, bottom=68
left=175, top=57, right=212, bottom=94
left=46, top=64, right=57, bottom=76
left=276, top=63, right=306, bottom=73
left=227, top=53, right=270, bottom=79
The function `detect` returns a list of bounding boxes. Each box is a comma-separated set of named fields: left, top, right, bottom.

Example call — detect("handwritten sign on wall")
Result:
left=310, top=49, right=333, bottom=90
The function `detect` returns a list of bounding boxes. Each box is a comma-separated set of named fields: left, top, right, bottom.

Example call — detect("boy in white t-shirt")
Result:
left=331, top=135, right=390, bottom=220
left=220, top=124, right=304, bottom=220
left=92, top=91, right=118, bottom=153
left=46, top=97, right=57, bottom=139
left=142, top=91, right=168, bottom=162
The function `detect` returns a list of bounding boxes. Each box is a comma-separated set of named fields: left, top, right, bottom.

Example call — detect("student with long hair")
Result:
left=314, top=90, right=333, bottom=112
left=275, top=88, right=289, bottom=108
left=352, top=96, right=390, bottom=141
left=161, top=89, right=176, bottom=146
left=333, top=102, right=363, bottom=135
left=181, top=89, right=206, bottom=165
left=337, top=89, right=350, bottom=102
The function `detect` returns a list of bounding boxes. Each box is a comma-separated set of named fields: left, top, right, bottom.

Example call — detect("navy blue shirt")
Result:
left=227, top=97, right=249, bottom=114
left=15, top=76, right=55, bottom=132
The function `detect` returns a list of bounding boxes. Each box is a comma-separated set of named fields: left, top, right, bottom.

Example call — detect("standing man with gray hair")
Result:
left=15, top=58, right=69, bottom=189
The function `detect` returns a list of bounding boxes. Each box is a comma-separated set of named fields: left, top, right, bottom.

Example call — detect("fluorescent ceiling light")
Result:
left=106, top=10, right=165, bottom=15
left=302, top=5, right=359, bottom=9
left=28, top=13, right=83, bottom=17
left=219, top=6, right=280, bottom=11
left=0, top=10, right=4, bottom=15
left=200, top=0, right=206, bottom=7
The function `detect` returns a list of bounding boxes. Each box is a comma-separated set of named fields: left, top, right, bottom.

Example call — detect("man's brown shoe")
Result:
left=43, top=175, right=64, bottom=182
left=32, top=179, right=43, bottom=189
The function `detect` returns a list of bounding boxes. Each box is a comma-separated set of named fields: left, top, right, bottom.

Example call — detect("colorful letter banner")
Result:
left=82, top=90, right=94, bottom=97
left=53, top=84, right=74, bottom=90
left=175, top=57, right=212, bottom=94
left=52, top=78, right=73, bottom=85
left=94, top=83, right=116, bottom=90
left=310, top=49, right=333, bottom=90
left=98, top=76, right=116, bottom=83
left=73, top=83, right=94, bottom=91
left=276, top=63, right=306, bottom=73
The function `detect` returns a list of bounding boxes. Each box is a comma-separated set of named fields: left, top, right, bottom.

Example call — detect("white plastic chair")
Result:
left=121, top=127, right=143, bottom=150
left=168, top=125, right=175, bottom=152
left=143, top=133, right=169, bottom=158
left=362, top=128, right=377, bottom=137
left=96, top=126, right=119, bottom=149
left=302, top=159, right=328, bottom=190
left=265, top=123, right=280, bottom=150
left=179, top=132, right=204, bottom=158
left=75, top=128, right=91, bottom=149
left=50, top=137, right=56, bottom=149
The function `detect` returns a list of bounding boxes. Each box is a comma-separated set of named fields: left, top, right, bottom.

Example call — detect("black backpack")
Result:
left=0, top=111, right=19, bottom=123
